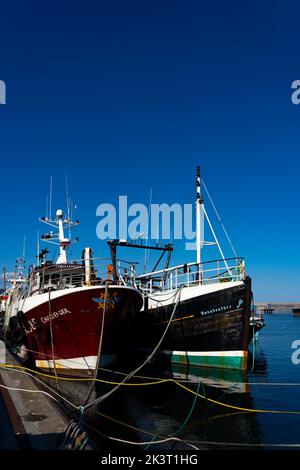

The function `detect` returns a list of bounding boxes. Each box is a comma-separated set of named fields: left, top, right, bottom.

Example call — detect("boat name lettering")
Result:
left=41, top=308, right=71, bottom=323
left=24, top=318, right=39, bottom=334
left=200, top=305, right=232, bottom=316
left=56, top=264, right=82, bottom=269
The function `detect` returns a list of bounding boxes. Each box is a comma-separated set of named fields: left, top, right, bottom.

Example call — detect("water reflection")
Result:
left=171, top=363, right=250, bottom=394
left=82, top=351, right=266, bottom=450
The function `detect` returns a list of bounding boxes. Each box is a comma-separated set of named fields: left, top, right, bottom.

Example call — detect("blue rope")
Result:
left=144, top=380, right=201, bottom=449
left=173, top=380, right=201, bottom=436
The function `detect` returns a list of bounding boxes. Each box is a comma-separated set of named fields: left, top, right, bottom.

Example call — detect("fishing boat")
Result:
left=2, top=207, right=143, bottom=378
left=292, top=307, right=300, bottom=316
left=250, top=305, right=265, bottom=339
left=109, top=167, right=253, bottom=370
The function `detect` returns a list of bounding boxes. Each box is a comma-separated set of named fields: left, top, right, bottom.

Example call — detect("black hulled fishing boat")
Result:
left=109, top=167, right=253, bottom=370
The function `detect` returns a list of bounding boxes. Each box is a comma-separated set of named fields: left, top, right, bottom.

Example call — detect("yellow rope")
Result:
left=174, top=380, right=300, bottom=415
left=1, top=362, right=300, bottom=416
left=0, top=363, right=169, bottom=386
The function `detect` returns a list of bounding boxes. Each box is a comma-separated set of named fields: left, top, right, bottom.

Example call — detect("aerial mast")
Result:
left=39, top=209, right=79, bottom=265
left=196, top=166, right=204, bottom=266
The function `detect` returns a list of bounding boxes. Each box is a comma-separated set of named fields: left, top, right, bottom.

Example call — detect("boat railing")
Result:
left=29, top=257, right=138, bottom=294
left=136, top=257, right=245, bottom=294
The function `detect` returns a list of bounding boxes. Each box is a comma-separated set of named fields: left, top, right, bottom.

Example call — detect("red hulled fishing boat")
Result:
left=2, top=208, right=143, bottom=378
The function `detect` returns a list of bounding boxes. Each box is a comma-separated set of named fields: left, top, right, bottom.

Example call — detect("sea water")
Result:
left=90, top=312, right=300, bottom=450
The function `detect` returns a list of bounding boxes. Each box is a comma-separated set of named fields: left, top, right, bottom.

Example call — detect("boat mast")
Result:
left=56, top=209, right=69, bottom=264
left=39, top=209, right=79, bottom=265
left=196, top=166, right=203, bottom=265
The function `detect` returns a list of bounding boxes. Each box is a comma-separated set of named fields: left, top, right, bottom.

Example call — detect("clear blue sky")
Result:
left=0, top=0, right=300, bottom=301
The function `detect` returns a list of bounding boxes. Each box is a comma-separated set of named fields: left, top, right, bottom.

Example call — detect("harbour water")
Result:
left=0, top=312, right=299, bottom=450
left=89, top=312, right=300, bottom=450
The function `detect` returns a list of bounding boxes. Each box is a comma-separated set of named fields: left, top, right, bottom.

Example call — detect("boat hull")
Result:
left=6, top=285, right=143, bottom=376
left=130, top=277, right=252, bottom=370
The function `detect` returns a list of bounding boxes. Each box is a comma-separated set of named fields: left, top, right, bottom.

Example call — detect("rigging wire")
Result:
left=202, top=178, right=237, bottom=258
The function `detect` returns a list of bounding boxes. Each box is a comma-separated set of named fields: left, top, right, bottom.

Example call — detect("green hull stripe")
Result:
left=169, top=352, right=248, bottom=370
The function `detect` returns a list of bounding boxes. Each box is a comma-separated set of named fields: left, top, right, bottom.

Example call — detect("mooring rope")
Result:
left=82, top=285, right=184, bottom=411
left=81, top=280, right=109, bottom=407
left=48, top=288, right=60, bottom=392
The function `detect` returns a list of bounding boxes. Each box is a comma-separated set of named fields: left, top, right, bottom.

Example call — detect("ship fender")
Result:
left=16, top=310, right=31, bottom=332
left=8, top=315, right=18, bottom=331
left=8, top=312, right=29, bottom=362
left=10, top=325, right=25, bottom=344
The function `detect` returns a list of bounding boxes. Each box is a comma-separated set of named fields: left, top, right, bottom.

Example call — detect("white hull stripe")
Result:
left=146, top=281, right=244, bottom=310
left=35, top=354, right=117, bottom=370
left=8, top=284, right=139, bottom=317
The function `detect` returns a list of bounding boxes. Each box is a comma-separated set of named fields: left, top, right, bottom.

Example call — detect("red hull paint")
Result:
left=22, top=287, right=142, bottom=370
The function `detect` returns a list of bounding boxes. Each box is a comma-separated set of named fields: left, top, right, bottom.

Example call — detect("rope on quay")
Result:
left=0, top=381, right=62, bottom=404
left=0, top=362, right=79, bottom=409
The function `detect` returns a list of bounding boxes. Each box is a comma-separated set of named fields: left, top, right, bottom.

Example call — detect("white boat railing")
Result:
left=3, top=256, right=246, bottom=302
left=1, top=258, right=139, bottom=317
left=135, top=257, right=245, bottom=294
left=27, top=258, right=137, bottom=295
